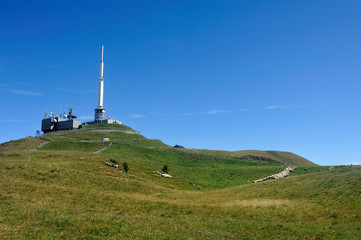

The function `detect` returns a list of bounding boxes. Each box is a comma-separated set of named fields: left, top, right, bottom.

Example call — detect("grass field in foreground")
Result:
left=0, top=126, right=360, bottom=239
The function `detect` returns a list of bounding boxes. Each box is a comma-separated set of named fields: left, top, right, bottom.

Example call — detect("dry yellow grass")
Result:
left=224, top=199, right=291, bottom=207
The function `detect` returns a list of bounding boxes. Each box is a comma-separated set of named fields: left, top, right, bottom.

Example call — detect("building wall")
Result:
left=55, top=119, right=81, bottom=131
left=41, top=118, right=54, bottom=133
left=41, top=118, right=81, bottom=133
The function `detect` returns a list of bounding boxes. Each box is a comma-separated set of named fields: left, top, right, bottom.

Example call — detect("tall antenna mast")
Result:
left=98, top=45, right=104, bottom=108
left=94, top=45, right=106, bottom=122
left=99, top=45, right=104, bottom=79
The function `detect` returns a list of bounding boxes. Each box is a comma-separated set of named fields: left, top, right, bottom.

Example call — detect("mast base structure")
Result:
left=94, top=108, right=106, bottom=122
left=91, top=107, right=121, bottom=125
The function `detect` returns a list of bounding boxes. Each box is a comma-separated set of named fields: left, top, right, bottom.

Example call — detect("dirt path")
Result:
left=32, top=137, right=52, bottom=151
left=94, top=142, right=112, bottom=153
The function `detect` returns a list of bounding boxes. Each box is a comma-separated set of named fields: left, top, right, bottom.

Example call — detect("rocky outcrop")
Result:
left=253, top=167, right=296, bottom=183
left=156, top=171, right=172, bottom=178
left=104, top=162, right=118, bottom=168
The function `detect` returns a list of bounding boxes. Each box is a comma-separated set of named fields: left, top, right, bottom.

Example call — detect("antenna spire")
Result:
left=95, top=45, right=106, bottom=121
left=99, top=45, right=104, bottom=79
left=101, top=45, right=104, bottom=62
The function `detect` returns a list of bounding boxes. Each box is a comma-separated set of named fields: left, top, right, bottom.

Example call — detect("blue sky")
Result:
left=1, top=0, right=361, bottom=165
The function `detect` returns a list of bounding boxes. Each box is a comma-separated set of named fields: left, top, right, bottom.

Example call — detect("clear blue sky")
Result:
left=1, top=0, right=361, bottom=166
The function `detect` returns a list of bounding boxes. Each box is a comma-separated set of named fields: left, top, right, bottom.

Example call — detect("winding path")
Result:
left=94, top=142, right=112, bottom=154
left=33, top=137, right=52, bottom=151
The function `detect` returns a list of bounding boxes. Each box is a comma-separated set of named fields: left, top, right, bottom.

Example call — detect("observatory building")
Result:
left=41, top=108, right=81, bottom=133
left=41, top=45, right=121, bottom=133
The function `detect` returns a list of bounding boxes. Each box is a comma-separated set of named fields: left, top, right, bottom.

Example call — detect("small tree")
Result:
left=162, top=164, right=168, bottom=174
left=123, top=162, right=129, bottom=173
left=35, top=130, right=41, bottom=137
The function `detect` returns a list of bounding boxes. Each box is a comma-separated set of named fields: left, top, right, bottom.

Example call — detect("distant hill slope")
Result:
left=175, top=148, right=316, bottom=166
left=1, top=124, right=316, bottom=167
left=234, top=150, right=316, bottom=166
left=0, top=124, right=293, bottom=190
left=81, top=124, right=315, bottom=166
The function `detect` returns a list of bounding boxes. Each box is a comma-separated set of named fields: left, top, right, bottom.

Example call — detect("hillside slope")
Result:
left=175, top=148, right=315, bottom=166
left=42, top=124, right=314, bottom=165
left=33, top=124, right=288, bottom=190
left=1, top=124, right=358, bottom=239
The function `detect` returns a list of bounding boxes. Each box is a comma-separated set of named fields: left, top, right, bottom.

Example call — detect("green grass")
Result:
left=82, top=123, right=136, bottom=131
left=48, top=131, right=144, bottom=141
left=103, top=143, right=284, bottom=190
left=42, top=124, right=169, bottom=148
left=0, top=126, right=360, bottom=239
left=0, top=137, right=44, bottom=152
left=178, top=148, right=315, bottom=166
left=40, top=141, right=109, bottom=152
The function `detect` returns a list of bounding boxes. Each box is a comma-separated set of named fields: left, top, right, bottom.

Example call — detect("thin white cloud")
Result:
left=129, top=108, right=249, bottom=119
left=149, top=112, right=170, bottom=117
left=203, top=109, right=233, bottom=115
left=55, top=88, right=96, bottom=94
left=1, top=119, right=28, bottom=123
left=181, top=112, right=196, bottom=116
left=129, top=114, right=146, bottom=119
left=265, top=105, right=281, bottom=110
left=11, top=90, right=42, bottom=96
left=182, top=108, right=250, bottom=116
left=265, top=105, right=303, bottom=110
left=235, top=108, right=250, bottom=112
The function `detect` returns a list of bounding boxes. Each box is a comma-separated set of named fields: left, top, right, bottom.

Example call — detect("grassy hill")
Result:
left=0, top=124, right=360, bottom=239
left=176, top=148, right=315, bottom=166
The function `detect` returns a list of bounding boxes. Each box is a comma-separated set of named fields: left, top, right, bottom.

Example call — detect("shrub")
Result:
left=162, top=165, right=168, bottom=174
left=123, top=162, right=129, bottom=173
left=110, top=159, right=118, bottom=164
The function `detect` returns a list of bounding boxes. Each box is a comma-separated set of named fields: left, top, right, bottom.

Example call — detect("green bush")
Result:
left=110, top=159, right=118, bottom=164
left=162, top=164, right=168, bottom=173
left=123, top=162, right=129, bottom=173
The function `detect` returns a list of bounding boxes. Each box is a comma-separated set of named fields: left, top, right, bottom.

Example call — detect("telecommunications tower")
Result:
left=94, top=45, right=105, bottom=121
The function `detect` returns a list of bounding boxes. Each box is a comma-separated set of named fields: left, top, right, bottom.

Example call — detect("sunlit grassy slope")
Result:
left=0, top=124, right=360, bottom=239
left=178, top=148, right=316, bottom=166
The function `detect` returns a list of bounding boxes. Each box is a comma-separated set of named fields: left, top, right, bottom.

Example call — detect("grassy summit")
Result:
left=0, top=124, right=360, bottom=239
